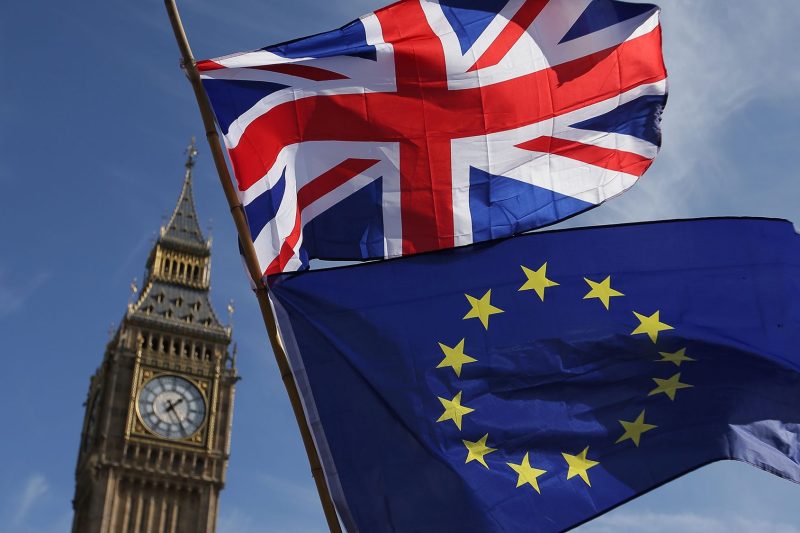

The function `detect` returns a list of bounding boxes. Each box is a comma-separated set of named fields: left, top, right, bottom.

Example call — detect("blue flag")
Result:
left=269, top=218, right=800, bottom=532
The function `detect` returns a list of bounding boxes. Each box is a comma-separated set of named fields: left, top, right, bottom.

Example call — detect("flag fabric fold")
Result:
left=200, top=0, right=667, bottom=275
left=269, top=217, right=800, bottom=532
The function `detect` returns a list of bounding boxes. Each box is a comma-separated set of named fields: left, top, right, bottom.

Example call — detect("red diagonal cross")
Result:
left=224, top=0, right=665, bottom=255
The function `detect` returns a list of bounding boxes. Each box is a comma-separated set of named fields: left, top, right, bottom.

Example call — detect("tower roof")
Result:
left=126, top=138, right=230, bottom=342
left=160, top=139, right=208, bottom=253
left=128, top=281, right=230, bottom=341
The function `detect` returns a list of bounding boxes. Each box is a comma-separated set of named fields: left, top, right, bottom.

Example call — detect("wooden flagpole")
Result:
left=162, top=2, right=342, bottom=531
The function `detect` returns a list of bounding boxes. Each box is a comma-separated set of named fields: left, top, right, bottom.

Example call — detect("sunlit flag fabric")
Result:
left=198, top=0, right=667, bottom=275
left=268, top=218, right=800, bottom=532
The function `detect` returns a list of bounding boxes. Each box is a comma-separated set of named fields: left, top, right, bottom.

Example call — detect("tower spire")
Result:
left=185, top=136, right=197, bottom=172
left=160, top=138, right=207, bottom=251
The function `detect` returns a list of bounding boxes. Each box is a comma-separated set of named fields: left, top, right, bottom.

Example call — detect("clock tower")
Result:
left=72, top=142, right=238, bottom=533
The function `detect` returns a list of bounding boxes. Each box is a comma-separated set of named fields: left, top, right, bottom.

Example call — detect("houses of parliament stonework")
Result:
left=72, top=143, right=238, bottom=532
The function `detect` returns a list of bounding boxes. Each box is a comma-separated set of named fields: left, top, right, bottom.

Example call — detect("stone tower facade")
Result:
left=72, top=143, right=237, bottom=533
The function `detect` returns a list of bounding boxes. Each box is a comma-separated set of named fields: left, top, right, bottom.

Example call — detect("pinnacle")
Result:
left=160, top=142, right=208, bottom=251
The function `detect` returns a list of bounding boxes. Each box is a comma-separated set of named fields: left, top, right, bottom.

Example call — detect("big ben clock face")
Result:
left=137, top=375, right=206, bottom=439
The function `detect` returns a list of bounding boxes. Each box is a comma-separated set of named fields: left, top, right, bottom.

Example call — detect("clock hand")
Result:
left=163, top=400, right=182, bottom=426
left=165, top=397, right=184, bottom=413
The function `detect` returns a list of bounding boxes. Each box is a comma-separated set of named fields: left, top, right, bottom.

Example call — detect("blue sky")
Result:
left=1, top=1, right=799, bottom=532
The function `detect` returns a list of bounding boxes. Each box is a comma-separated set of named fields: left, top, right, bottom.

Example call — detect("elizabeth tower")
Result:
left=72, top=143, right=238, bottom=533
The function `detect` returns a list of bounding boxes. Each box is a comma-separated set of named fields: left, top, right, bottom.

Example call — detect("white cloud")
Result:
left=258, top=473, right=320, bottom=507
left=564, top=0, right=800, bottom=228
left=13, top=474, right=49, bottom=527
left=218, top=508, right=258, bottom=533
left=0, top=269, right=50, bottom=319
left=218, top=504, right=326, bottom=533
left=218, top=474, right=327, bottom=533
left=111, top=231, right=156, bottom=286
left=578, top=510, right=800, bottom=533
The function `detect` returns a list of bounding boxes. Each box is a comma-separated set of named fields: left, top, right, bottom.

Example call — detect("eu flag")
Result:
left=268, top=218, right=800, bottom=532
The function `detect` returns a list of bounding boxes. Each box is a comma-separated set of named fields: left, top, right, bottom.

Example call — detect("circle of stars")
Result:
left=432, top=261, right=699, bottom=494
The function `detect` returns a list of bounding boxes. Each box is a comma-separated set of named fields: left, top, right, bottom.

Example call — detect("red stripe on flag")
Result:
left=252, top=63, right=349, bottom=81
left=263, top=158, right=380, bottom=275
left=516, top=136, right=653, bottom=175
left=467, top=0, right=548, bottom=72
left=196, top=60, right=226, bottom=71
left=297, top=158, right=381, bottom=207
left=376, top=0, right=455, bottom=254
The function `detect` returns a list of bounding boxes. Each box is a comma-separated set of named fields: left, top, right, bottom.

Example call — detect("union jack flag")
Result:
left=199, top=0, right=667, bottom=275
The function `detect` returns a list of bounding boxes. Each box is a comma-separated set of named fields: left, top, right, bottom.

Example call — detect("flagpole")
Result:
left=162, top=2, right=342, bottom=531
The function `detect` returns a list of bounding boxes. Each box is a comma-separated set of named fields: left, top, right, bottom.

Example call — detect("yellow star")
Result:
left=463, top=289, right=504, bottom=330
left=616, top=410, right=657, bottom=447
left=562, top=446, right=599, bottom=486
left=436, top=391, right=474, bottom=430
left=648, top=373, right=693, bottom=401
left=507, top=452, right=547, bottom=493
left=657, top=348, right=695, bottom=367
left=436, top=339, right=477, bottom=377
left=519, top=262, right=559, bottom=301
left=463, top=434, right=496, bottom=468
left=583, top=276, right=624, bottom=310
left=631, top=310, right=673, bottom=343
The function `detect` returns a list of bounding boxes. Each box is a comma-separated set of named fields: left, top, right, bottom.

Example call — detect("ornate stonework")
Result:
left=72, top=142, right=237, bottom=533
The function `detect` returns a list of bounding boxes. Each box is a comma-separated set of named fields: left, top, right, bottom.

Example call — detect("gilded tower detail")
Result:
left=72, top=143, right=237, bottom=533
